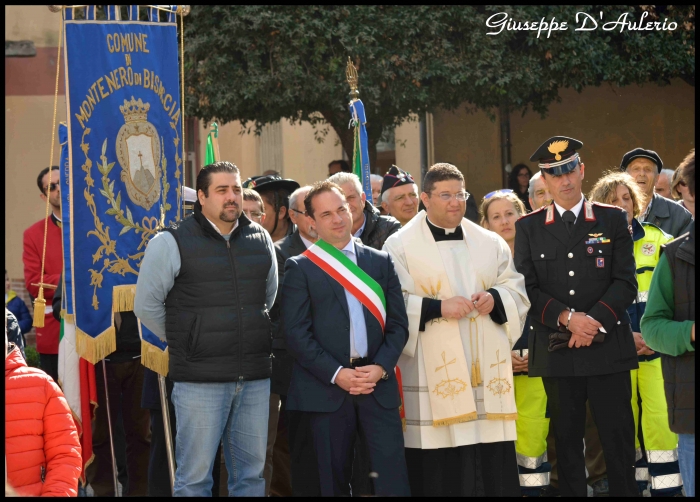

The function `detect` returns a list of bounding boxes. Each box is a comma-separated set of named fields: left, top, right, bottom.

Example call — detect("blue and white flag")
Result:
left=349, top=99, right=373, bottom=203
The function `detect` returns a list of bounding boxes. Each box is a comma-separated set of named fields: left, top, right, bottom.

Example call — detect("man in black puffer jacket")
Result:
left=328, top=172, right=401, bottom=251
left=135, top=161, right=278, bottom=497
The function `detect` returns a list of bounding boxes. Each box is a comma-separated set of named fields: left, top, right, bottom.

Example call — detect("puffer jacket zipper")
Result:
left=226, top=238, right=244, bottom=381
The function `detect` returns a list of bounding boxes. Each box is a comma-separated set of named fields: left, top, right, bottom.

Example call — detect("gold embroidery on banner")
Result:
left=433, top=351, right=468, bottom=399
left=486, top=349, right=512, bottom=396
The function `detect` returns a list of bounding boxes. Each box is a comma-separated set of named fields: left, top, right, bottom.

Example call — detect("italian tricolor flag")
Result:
left=58, top=317, right=97, bottom=485
left=303, top=239, right=386, bottom=330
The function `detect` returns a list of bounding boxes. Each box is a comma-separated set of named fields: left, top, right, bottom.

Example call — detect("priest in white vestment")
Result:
left=383, top=163, right=530, bottom=496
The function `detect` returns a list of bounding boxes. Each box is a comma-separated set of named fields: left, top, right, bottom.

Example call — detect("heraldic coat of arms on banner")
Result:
left=116, top=97, right=161, bottom=211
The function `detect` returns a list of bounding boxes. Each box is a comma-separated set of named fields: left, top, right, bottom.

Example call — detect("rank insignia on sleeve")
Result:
left=596, top=257, right=605, bottom=268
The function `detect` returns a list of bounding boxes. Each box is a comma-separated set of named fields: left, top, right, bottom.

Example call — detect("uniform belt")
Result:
left=349, top=357, right=369, bottom=368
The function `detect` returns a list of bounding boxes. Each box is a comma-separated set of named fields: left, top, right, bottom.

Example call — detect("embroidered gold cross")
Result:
left=436, top=351, right=456, bottom=380
left=490, top=349, right=507, bottom=381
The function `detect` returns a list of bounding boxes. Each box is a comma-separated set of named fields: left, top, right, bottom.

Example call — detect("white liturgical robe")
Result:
left=383, top=212, right=530, bottom=449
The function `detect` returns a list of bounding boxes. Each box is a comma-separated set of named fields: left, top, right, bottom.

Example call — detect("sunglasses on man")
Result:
left=44, top=183, right=59, bottom=193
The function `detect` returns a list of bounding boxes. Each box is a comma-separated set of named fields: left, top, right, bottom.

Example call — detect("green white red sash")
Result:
left=303, top=239, right=387, bottom=331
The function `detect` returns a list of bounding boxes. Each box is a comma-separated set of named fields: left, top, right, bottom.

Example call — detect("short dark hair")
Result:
left=328, top=159, right=352, bottom=173
left=196, top=161, right=240, bottom=197
left=304, top=180, right=345, bottom=219
left=423, top=163, right=464, bottom=194
left=242, top=188, right=265, bottom=212
left=37, top=166, right=59, bottom=193
left=679, top=148, right=695, bottom=197
left=257, top=187, right=292, bottom=221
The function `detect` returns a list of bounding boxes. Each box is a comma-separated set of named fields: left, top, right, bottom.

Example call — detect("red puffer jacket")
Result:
left=5, top=346, right=82, bottom=496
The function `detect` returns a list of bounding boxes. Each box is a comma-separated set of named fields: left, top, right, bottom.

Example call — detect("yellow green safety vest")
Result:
left=633, top=221, right=673, bottom=300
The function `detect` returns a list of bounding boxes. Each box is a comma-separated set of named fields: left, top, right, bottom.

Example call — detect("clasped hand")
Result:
left=335, top=365, right=383, bottom=395
left=511, top=352, right=529, bottom=373
left=441, top=291, right=494, bottom=319
left=564, top=312, right=602, bottom=348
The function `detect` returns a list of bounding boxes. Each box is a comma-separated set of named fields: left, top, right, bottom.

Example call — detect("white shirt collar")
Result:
left=205, top=217, right=238, bottom=236
left=426, top=217, right=459, bottom=235
left=340, top=238, right=356, bottom=257
left=353, top=214, right=367, bottom=238
left=300, top=234, right=315, bottom=249
left=554, top=195, right=584, bottom=221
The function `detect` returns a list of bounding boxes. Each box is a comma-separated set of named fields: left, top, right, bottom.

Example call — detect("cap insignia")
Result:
left=548, top=139, right=569, bottom=161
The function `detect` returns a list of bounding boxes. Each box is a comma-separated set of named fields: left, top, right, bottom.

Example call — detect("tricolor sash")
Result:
left=303, top=239, right=386, bottom=331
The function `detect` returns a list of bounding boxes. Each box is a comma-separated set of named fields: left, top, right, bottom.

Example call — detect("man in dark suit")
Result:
left=281, top=180, right=410, bottom=497
left=514, top=136, right=639, bottom=497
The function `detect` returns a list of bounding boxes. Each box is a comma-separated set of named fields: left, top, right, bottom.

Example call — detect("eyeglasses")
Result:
left=290, top=208, right=306, bottom=215
left=243, top=210, right=264, bottom=220
left=484, top=189, right=514, bottom=199
left=432, top=191, right=469, bottom=202
left=44, top=183, right=59, bottom=193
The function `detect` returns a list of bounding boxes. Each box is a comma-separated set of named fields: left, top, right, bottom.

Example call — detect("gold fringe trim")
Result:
left=432, top=412, right=478, bottom=427
left=475, top=357, right=483, bottom=385
left=401, top=417, right=406, bottom=432
left=486, top=412, right=518, bottom=421
left=141, top=340, right=170, bottom=377
left=470, top=363, right=478, bottom=387
left=76, top=326, right=116, bottom=364
left=60, top=310, right=75, bottom=323
left=112, top=284, right=136, bottom=312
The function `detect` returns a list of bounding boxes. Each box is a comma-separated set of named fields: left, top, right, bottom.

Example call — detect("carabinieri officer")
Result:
left=514, top=136, right=639, bottom=497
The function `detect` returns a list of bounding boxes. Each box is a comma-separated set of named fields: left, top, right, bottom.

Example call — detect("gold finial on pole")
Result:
left=346, top=57, right=359, bottom=100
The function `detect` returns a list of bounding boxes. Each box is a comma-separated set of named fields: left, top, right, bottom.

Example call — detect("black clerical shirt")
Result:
left=418, top=219, right=507, bottom=330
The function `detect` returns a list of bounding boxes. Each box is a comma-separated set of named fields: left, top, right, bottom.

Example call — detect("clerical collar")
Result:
left=426, top=217, right=463, bottom=241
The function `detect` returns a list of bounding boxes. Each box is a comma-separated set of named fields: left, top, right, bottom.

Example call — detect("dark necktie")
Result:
left=562, top=210, right=576, bottom=235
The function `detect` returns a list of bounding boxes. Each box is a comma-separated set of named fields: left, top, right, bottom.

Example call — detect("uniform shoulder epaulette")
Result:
left=590, top=201, right=622, bottom=211
left=518, top=205, right=547, bottom=220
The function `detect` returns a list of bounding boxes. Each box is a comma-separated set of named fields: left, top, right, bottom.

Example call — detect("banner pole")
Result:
left=101, top=362, right=120, bottom=496
left=158, top=374, right=176, bottom=494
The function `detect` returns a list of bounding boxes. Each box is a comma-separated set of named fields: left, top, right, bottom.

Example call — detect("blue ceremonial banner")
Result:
left=349, top=99, right=373, bottom=203
left=64, top=9, right=182, bottom=368
left=59, top=122, right=74, bottom=318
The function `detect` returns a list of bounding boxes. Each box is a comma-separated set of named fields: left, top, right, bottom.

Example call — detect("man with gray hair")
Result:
left=527, top=171, right=553, bottom=211
left=265, top=184, right=318, bottom=496
left=380, top=166, right=419, bottom=226
left=654, top=168, right=675, bottom=200
left=327, top=172, right=401, bottom=250
left=370, top=174, right=383, bottom=206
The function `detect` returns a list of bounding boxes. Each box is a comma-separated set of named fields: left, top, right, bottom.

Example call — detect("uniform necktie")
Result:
left=343, top=249, right=367, bottom=357
left=562, top=210, right=576, bottom=235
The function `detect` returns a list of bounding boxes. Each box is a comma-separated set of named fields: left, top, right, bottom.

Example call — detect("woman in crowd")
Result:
left=588, top=171, right=683, bottom=497
left=5, top=330, right=82, bottom=496
left=481, top=189, right=550, bottom=496
left=508, top=163, right=533, bottom=212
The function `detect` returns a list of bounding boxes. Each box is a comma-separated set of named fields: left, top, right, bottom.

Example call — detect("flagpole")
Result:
left=101, top=362, right=120, bottom=496
left=158, top=374, right=176, bottom=494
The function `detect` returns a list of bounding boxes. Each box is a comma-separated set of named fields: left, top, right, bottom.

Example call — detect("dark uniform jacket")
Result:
left=359, top=201, right=401, bottom=250
left=270, top=230, right=307, bottom=396
left=514, top=199, right=638, bottom=377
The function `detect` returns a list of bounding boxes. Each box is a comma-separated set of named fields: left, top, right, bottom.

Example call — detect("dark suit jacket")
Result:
left=514, top=201, right=639, bottom=377
left=270, top=230, right=307, bottom=396
left=282, top=240, right=409, bottom=413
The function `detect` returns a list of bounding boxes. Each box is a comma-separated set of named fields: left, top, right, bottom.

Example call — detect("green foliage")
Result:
left=183, top=6, right=695, bottom=164
left=25, top=345, right=41, bottom=368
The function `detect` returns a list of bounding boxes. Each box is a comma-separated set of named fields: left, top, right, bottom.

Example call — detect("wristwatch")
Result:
left=374, top=364, right=389, bottom=381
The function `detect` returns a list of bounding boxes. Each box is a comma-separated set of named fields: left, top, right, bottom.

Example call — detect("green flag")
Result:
left=205, top=122, right=219, bottom=165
